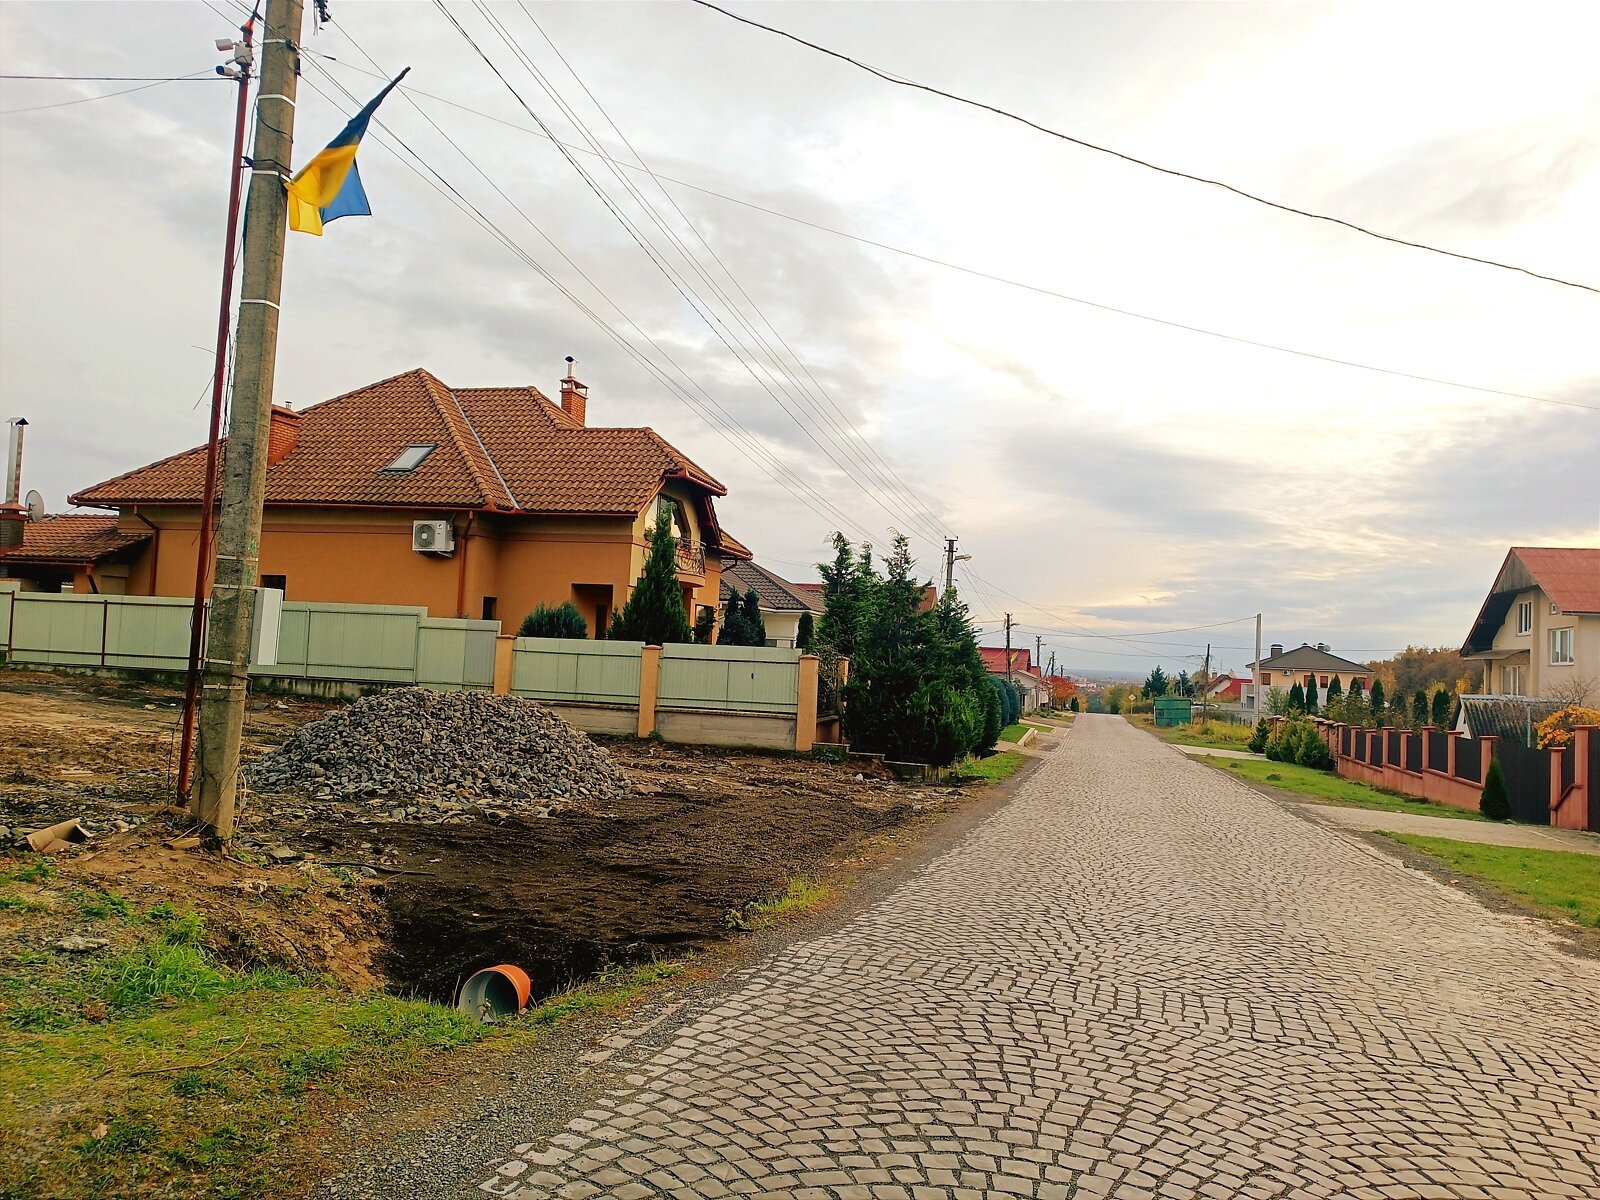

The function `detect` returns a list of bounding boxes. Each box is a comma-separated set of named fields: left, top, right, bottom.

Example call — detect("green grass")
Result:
left=1380, top=834, right=1600, bottom=928
left=998, top=723, right=1028, bottom=743
left=1196, top=754, right=1487, bottom=821
left=955, top=750, right=1028, bottom=783
left=1129, top=712, right=1256, bottom=752
left=3, top=865, right=658, bottom=1200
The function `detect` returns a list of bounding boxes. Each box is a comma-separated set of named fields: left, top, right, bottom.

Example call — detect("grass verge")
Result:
left=998, top=724, right=1028, bottom=743
left=1379, top=834, right=1600, bottom=929
left=955, top=750, right=1028, bottom=783
left=1196, top=755, right=1487, bottom=822
left=0, top=858, right=683, bottom=1200
left=1128, top=712, right=1256, bottom=752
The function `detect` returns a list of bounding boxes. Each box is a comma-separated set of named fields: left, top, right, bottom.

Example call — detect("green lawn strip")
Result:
left=1195, top=755, right=1488, bottom=822
left=1128, top=712, right=1255, bottom=752
left=1379, top=834, right=1600, bottom=929
left=0, top=865, right=686, bottom=1200
left=998, top=723, right=1028, bottom=743
left=955, top=750, right=1028, bottom=783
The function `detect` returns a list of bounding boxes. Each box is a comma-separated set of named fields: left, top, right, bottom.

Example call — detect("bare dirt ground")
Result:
left=0, top=670, right=963, bottom=1000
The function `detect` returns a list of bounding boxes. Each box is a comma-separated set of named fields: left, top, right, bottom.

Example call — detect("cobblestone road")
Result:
left=478, top=715, right=1600, bottom=1199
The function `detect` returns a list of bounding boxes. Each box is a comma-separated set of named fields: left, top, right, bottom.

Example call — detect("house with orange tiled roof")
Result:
left=1461, top=546, right=1600, bottom=700
left=61, top=367, right=749, bottom=635
left=0, top=514, right=152, bottom=594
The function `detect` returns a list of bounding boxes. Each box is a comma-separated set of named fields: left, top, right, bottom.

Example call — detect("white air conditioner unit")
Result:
left=412, top=519, right=455, bottom=555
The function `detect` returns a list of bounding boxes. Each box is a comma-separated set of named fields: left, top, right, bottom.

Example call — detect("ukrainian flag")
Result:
left=286, top=68, right=409, bottom=236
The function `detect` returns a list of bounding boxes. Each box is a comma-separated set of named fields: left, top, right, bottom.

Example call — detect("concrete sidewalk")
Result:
left=1300, top=801, right=1600, bottom=855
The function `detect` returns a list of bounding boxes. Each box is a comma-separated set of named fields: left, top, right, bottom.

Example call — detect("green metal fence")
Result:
left=1153, top=697, right=1193, bottom=727
left=658, top=643, right=799, bottom=714
left=510, top=637, right=643, bottom=705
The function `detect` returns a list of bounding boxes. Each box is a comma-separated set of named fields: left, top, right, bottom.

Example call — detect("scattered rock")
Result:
left=55, top=935, right=110, bottom=953
left=265, top=845, right=301, bottom=862
left=244, top=687, right=630, bottom=824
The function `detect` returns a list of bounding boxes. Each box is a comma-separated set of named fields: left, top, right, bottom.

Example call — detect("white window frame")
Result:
left=1503, top=665, right=1524, bottom=696
left=1516, top=599, right=1532, bottom=635
left=1550, top=627, right=1574, bottom=666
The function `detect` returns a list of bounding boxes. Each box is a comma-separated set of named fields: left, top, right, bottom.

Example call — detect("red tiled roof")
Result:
left=717, top=531, right=753, bottom=561
left=72, top=368, right=728, bottom=523
left=0, top=515, right=149, bottom=565
left=1512, top=546, right=1600, bottom=614
left=979, top=646, right=1032, bottom=674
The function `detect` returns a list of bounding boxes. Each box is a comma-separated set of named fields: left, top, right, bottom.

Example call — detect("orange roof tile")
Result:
left=1512, top=546, right=1600, bottom=614
left=0, top=515, right=149, bottom=565
left=72, top=368, right=728, bottom=524
left=717, top=531, right=753, bottom=561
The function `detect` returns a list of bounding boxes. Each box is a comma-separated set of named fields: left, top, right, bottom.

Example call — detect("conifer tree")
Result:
left=1430, top=688, right=1450, bottom=727
left=1288, top=681, right=1305, bottom=712
left=1326, top=676, right=1343, bottom=705
left=609, top=510, right=692, bottom=645
left=692, top=606, right=716, bottom=645
left=1303, top=675, right=1319, bottom=716
left=796, top=611, right=815, bottom=653
left=1369, top=679, right=1386, bottom=719
left=741, top=589, right=766, bottom=646
left=1411, top=689, right=1428, bottom=727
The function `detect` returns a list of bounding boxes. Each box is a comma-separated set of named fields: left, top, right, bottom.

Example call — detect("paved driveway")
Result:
left=477, top=714, right=1600, bottom=1199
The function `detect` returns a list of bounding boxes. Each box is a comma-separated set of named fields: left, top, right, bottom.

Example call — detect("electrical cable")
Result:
left=690, top=0, right=1600, bottom=296
left=0, top=69, right=221, bottom=115
left=516, top=3, right=956, bottom=541
left=297, top=65, right=880, bottom=545
left=304, top=50, right=1593, bottom=414
left=446, top=0, right=951, bottom=552
left=304, top=43, right=877, bottom=546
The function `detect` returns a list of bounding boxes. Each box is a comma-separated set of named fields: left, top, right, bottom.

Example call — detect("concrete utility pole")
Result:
left=1200, top=643, right=1211, bottom=724
left=194, top=0, right=304, bottom=838
left=942, top=537, right=970, bottom=596
left=1035, top=635, right=1042, bottom=671
left=1253, top=612, right=1263, bottom=721
left=1004, top=613, right=1014, bottom=683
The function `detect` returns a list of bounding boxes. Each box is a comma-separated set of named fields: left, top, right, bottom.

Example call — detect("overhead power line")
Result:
left=690, top=0, right=1600, bottom=296
left=0, top=69, right=221, bottom=115
left=305, top=53, right=1594, bottom=415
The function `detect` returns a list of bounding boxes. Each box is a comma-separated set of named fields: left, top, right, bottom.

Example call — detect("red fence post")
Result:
left=1446, top=730, right=1459, bottom=777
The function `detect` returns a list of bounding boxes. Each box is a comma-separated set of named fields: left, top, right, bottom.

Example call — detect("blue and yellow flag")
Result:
left=286, top=68, right=409, bottom=236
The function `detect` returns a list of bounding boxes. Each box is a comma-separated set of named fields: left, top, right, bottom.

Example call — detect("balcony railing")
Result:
left=675, top=541, right=705, bottom=575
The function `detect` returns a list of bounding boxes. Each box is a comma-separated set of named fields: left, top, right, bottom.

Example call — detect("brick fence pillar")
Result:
left=795, top=654, right=819, bottom=752
left=637, top=644, right=661, bottom=738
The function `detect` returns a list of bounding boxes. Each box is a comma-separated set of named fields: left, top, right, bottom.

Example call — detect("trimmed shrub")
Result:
left=518, top=601, right=588, bottom=639
left=1479, top=757, right=1511, bottom=820
left=1069, top=697, right=1080, bottom=713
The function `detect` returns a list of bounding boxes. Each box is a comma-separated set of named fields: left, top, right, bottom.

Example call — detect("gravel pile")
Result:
left=246, top=688, right=630, bottom=821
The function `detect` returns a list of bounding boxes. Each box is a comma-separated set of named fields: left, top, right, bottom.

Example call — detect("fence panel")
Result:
left=1589, top=729, right=1600, bottom=834
left=416, top=618, right=499, bottom=690
left=511, top=637, right=642, bottom=704
left=658, top=643, right=799, bottom=714
left=103, top=596, right=193, bottom=670
left=303, top=604, right=421, bottom=682
left=0, top=581, right=16, bottom=649
left=1454, top=740, right=1482, bottom=785
left=1426, top=730, right=1448, bottom=773
left=1493, top=738, right=1551, bottom=825
left=1405, top=734, right=1422, bottom=773
left=9, top=593, right=105, bottom=665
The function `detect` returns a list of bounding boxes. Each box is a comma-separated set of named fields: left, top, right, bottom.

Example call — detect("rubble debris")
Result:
left=25, top=818, right=89, bottom=854
left=244, top=688, right=630, bottom=822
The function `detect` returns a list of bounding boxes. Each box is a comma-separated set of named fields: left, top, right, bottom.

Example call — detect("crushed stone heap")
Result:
left=246, top=687, right=631, bottom=814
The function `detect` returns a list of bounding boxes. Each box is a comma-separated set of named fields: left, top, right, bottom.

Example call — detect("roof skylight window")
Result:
left=382, top=444, right=437, bottom=473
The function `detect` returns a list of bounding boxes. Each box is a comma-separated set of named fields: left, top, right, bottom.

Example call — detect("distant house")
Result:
left=1460, top=546, right=1600, bottom=700
left=0, top=514, right=151, bottom=594
left=718, top=559, right=824, bottom=648
left=1245, top=642, right=1370, bottom=708
left=1199, top=673, right=1247, bottom=704
left=57, top=367, right=749, bottom=636
left=980, top=646, right=1044, bottom=712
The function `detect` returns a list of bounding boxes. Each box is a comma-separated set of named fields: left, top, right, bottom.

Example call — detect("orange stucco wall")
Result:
left=114, top=501, right=722, bottom=633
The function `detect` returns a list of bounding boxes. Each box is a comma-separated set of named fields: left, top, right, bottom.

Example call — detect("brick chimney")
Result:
left=267, top=405, right=301, bottom=466
left=559, top=359, right=587, bottom=426
left=559, top=374, right=588, bottom=426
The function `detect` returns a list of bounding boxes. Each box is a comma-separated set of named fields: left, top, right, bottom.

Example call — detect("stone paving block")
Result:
left=471, top=718, right=1600, bottom=1200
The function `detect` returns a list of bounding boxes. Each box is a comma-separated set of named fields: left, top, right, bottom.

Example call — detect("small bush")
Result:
left=1480, top=757, right=1511, bottom=820
left=1248, top=718, right=1270, bottom=754
left=1265, top=717, right=1331, bottom=769
left=518, top=602, right=589, bottom=639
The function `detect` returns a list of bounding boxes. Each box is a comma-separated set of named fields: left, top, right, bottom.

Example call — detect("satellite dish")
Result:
left=24, top=490, right=45, bottom=522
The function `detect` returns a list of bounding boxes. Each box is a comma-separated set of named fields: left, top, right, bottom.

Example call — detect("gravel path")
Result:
left=371, top=714, right=1600, bottom=1198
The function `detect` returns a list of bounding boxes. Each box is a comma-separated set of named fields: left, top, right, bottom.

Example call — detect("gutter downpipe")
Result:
left=455, top=512, right=476, bottom=619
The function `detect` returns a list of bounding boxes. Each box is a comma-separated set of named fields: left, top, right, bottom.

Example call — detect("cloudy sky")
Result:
left=3, top=1, right=1596, bottom=676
